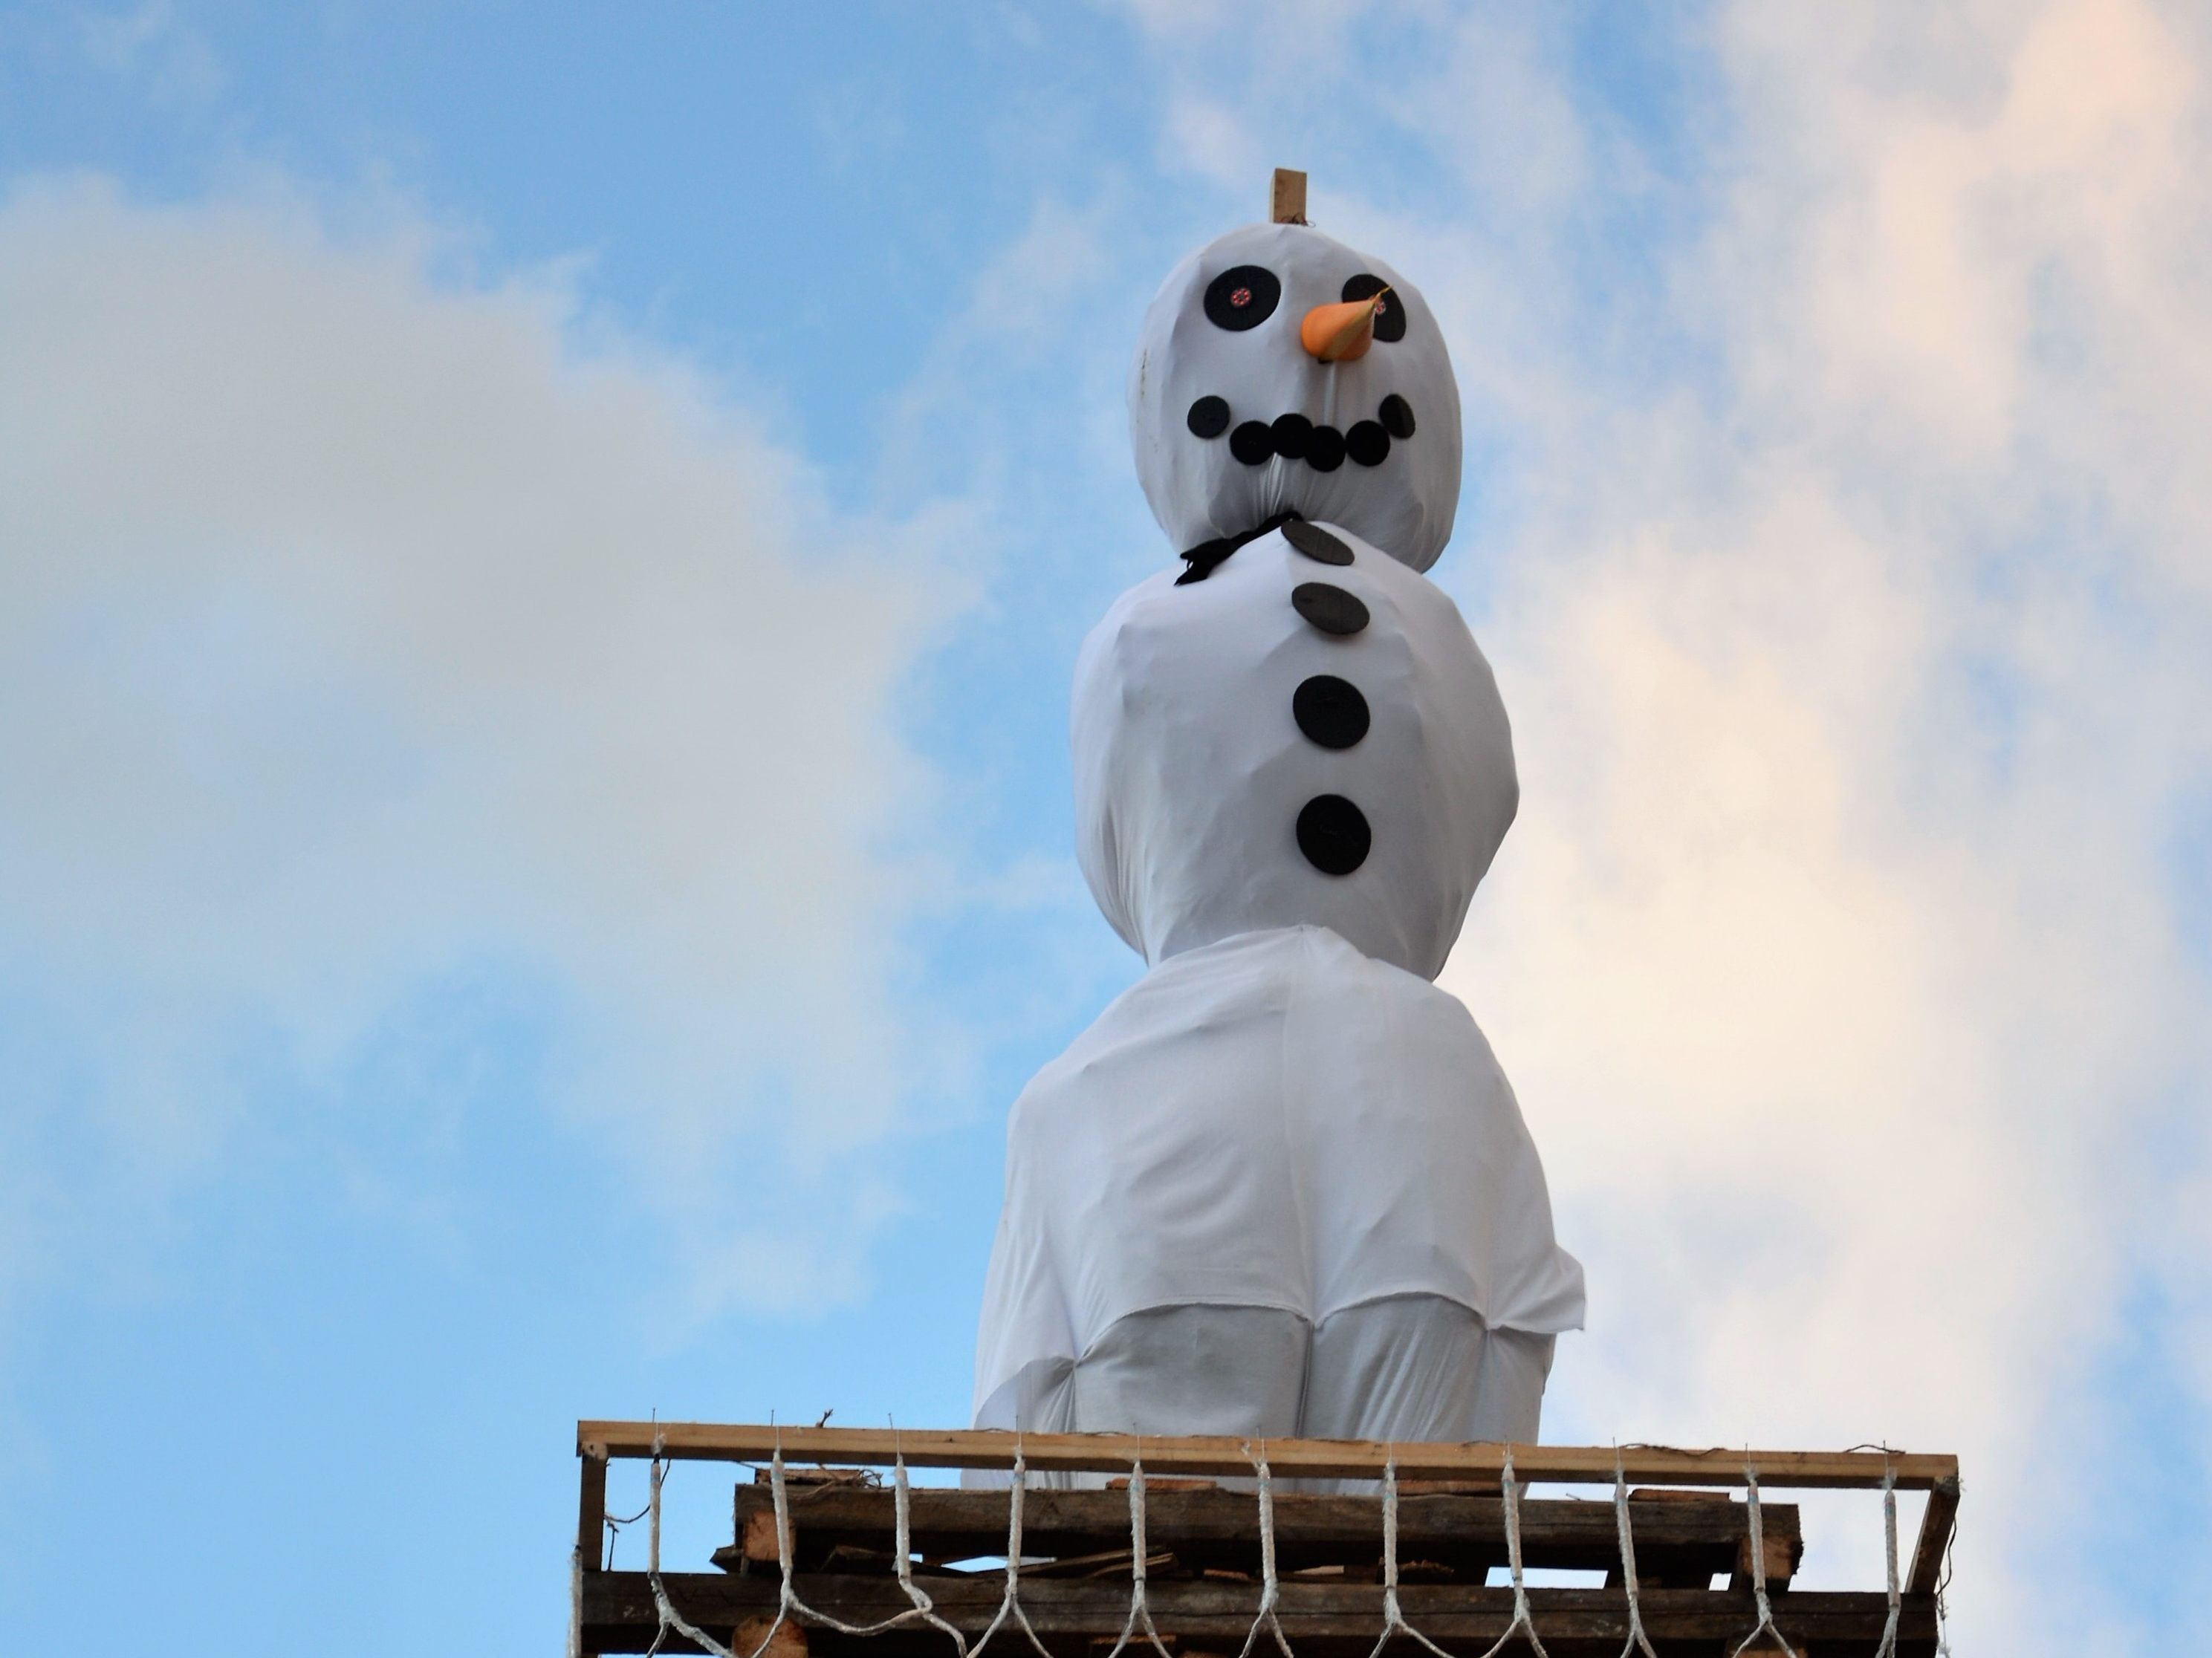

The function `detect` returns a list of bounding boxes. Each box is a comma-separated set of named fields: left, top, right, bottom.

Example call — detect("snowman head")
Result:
left=1129, top=221, right=1462, bottom=573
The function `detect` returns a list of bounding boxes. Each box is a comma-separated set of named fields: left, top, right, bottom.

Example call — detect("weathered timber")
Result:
left=741, top=1506, right=780, bottom=1565
left=577, top=1423, right=1957, bottom=1492
left=580, top=1572, right=1938, bottom=1657
left=1603, top=1489, right=1771, bottom=1593
left=579, top=1448, right=609, bottom=1569
left=711, top=1485, right=1796, bottom=1588
left=735, top=1616, right=808, bottom=1658
left=1907, top=1474, right=1960, bottom=1595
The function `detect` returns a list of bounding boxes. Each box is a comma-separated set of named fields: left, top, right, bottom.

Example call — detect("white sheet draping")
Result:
left=973, top=925, right=1584, bottom=1442
left=1071, top=523, right=1517, bottom=984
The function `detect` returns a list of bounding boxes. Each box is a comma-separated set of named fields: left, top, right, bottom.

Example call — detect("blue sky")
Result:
left=3, top=3, right=2209, bottom=1652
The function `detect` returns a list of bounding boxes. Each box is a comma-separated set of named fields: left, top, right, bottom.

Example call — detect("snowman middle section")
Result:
left=973, top=523, right=1584, bottom=1449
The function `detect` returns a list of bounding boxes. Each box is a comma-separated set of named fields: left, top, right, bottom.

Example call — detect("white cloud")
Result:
left=78, top=0, right=224, bottom=106
left=1120, top=0, right=2212, bottom=1645
left=0, top=176, right=973, bottom=1325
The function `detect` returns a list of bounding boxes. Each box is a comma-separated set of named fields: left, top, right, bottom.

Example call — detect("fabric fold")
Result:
left=973, top=925, right=1584, bottom=1428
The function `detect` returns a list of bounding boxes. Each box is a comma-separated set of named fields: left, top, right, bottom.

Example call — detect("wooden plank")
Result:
left=1907, top=1474, right=1959, bottom=1595
left=739, top=1506, right=780, bottom=1565
left=577, top=1450, right=611, bottom=1658
left=577, top=1422, right=1957, bottom=1492
left=1271, top=168, right=1308, bottom=225
left=579, top=1448, right=609, bottom=1569
left=711, top=1485, right=1793, bottom=1584
left=735, top=1616, right=806, bottom=1658
left=582, top=1572, right=1939, bottom=1656
left=1730, top=1517, right=1800, bottom=1595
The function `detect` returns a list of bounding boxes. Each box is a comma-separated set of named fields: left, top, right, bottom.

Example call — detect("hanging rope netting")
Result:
left=582, top=1437, right=1938, bottom=1658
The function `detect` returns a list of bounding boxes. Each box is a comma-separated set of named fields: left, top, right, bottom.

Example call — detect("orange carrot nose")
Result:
left=1300, top=292, right=1385, bottom=362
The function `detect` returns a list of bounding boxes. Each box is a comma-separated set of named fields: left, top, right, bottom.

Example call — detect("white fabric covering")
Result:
left=976, top=1298, right=1555, bottom=1457
left=972, top=925, right=1584, bottom=1444
left=1129, top=221, right=1463, bottom=572
left=1072, top=521, right=1516, bottom=983
left=971, top=219, right=1581, bottom=1451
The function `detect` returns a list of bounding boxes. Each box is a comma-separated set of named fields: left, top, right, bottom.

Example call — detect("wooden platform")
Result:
left=573, top=1423, right=1957, bottom=1658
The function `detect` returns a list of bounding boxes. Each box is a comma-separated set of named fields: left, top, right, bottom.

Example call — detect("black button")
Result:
left=1187, top=395, right=1230, bottom=438
left=1268, top=412, right=1312, bottom=459
left=1292, top=582, right=1369, bottom=635
left=1282, top=520, right=1352, bottom=565
left=1204, top=264, right=1283, bottom=331
left=1229, top=421, right=1275, bottom=465
left=1340, top=274, right=1406, bottom=342
left=1378, top=394, right=1415, bottom=438
left=1346, top=420, right=1391, bottom=466
left=1293, top=675, right=1369, bottom=749
left=1297, top=794, right=1372, bottom=875
left=1306, top=424, right=1346, bottom=472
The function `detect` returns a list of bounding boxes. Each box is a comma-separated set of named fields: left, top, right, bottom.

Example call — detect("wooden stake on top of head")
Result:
left=1271, top=168, right=1308, bottom=225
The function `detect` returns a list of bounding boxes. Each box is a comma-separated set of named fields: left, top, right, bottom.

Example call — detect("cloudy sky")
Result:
left=3, top=2, right=2208, bottom=1650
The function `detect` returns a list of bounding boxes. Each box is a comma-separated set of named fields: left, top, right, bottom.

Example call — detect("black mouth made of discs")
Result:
left=1185, top=394, right=1415, bottom=473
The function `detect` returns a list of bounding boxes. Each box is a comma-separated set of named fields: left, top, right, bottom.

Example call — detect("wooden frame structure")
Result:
left=574, top=1422, right=1959, bottom=1657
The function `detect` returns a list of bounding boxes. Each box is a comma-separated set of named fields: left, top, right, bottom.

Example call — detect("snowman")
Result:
left=973, top=206, right=1583, bottom=1457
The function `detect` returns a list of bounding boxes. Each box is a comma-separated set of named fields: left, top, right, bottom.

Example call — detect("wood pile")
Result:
left=571, top=1423, right=1955, bottom=1658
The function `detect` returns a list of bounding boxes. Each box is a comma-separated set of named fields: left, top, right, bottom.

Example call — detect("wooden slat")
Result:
left=1271, top=168, right=1308, bottom=225
left=1907, top=1474, right=1960, bottom=1595
left=738, top=1505, right=779, bottom=1565
left=582, top=1571, right=1939, bottom=1656
left=712, top=1484, right=1793, bottom=1584
left=577, top=1422, right=1956, bottom=1491
left=735, top=1616, right=806, bottom=1658
left=578, top=1447, right=609, bottom=1569
left=1729, top=1516, right=1801, bottom=1596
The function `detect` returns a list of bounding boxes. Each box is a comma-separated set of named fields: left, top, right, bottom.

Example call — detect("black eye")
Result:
left=1204, top=264, right=1282, bottom=331
left=1340, top=273, right=1406, bottom=343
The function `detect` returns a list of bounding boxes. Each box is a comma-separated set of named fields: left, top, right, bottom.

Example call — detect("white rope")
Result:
left=1610, top=1454, right=1658, bottom=1658
left=891, top=1457, right=973, bottom=1655
left=613, top=1435, right=1942, bottom=1658
left=1363, top=1453, right=1453, bottom=1658
left=1235, top=1446, right=1294, bottom=1658
left=647, top=1440, right=976, bottom=1658
left=970, top=1451, right=1055, bottom=1658
left=646, top=1449, right=741, bottom=1658
left=771, top=1450, right=958, bottom=1643
left=1100, top=1456, right=1175, bottom=1658
left=1871, top=1466, right=1901, bottom=1658
left=1474, top=1450, right=1550, bottom=1658
left=1725, top=1465, right=1797, bottom=1658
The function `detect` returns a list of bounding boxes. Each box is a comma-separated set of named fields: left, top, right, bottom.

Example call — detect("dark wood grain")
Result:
left=713, top=1484, right=1796, bottom=1590
left=582, top=1570, right=1936, bottom=1657
left=1907, top=1475, right=1960, bottom=1596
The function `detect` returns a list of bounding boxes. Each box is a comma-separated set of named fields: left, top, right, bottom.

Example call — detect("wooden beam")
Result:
left=578, top=1446, right=609, bottom=1569
left=713, top=1485, right=1795, bottom=1582
left=739, top=1505, right=780, bottom=1565
left=577, top=1423, right=1957, bottom=1492
left=734, top=1616, right=806, bottom=1658
left=1271, top=168, right=1308, bottom=225
left=582, top=1572, right=1940, bottom=1656
left=1730, top=1518, right=1800, bottom=1595
left=576, top=1448, right=610, bottom=1657
left=1907, top=1474, right=1960, bottom=1595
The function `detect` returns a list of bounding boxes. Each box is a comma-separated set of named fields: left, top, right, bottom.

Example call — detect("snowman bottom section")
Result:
left=967, top=1294, right=1551, bottom=1490
left=971, top=924, right=1585, bottom=1440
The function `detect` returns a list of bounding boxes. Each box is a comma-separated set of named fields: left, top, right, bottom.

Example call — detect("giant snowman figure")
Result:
left=973, top=209, right=1584, bottom=1454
